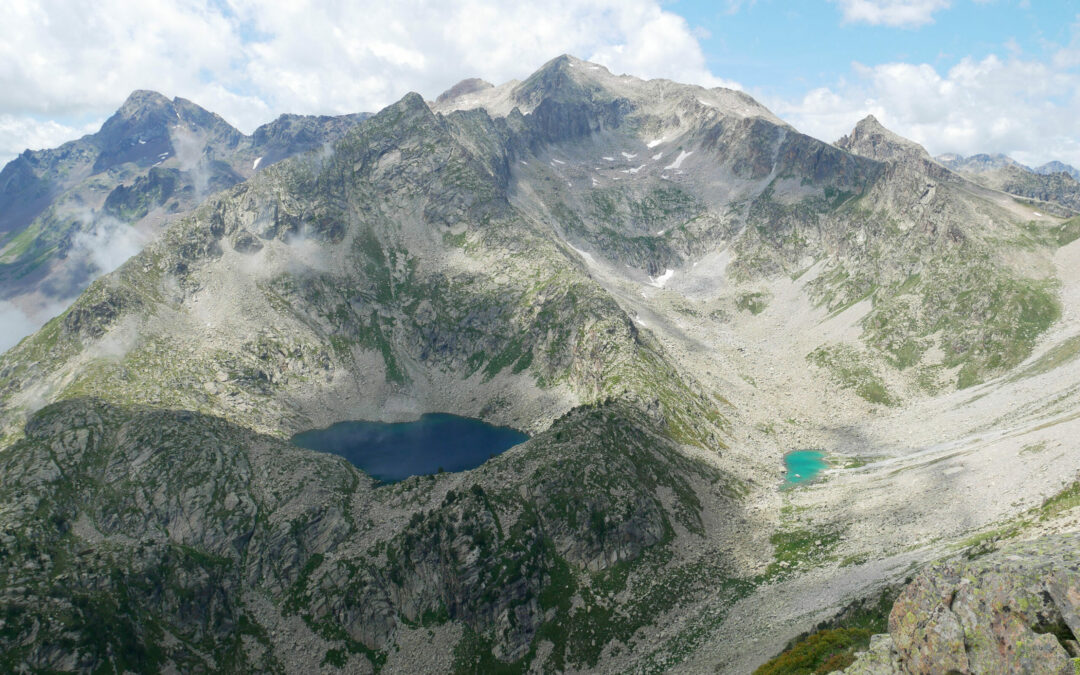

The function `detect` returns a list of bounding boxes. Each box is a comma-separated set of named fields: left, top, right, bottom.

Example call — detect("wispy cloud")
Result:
left=831, top=0, right=951, bottom=27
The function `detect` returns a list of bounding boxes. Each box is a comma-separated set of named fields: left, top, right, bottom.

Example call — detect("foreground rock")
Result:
left=843, top=534, right=1080, bottom=674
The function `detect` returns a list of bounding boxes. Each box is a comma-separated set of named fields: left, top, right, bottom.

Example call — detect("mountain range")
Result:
left=0, top=90, right=369, bottom=351
left=935, top=151, right=1080, bottom=216
left=2, top=55, right=1080, bottom=673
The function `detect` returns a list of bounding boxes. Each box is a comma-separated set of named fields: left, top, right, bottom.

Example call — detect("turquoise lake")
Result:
left=783, top=450, right=828, bottom=486
left=291, top=413, right=529, bottom=483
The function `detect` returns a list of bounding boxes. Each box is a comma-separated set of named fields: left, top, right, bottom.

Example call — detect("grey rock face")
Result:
left=844, top=534, right=1080, bottom=674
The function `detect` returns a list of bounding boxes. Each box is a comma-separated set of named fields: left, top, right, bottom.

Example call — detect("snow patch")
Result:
left=646, top=139, right=664, bottom=148
left=602, top=156, right=615, bottom=161
left=652, top=152, right=663, bottom=161
left=657, top=229, right=666, bottom=236
left=138, top=139, right=146, bottom=145
left=650, top=269, right=675, bottom=287
left=252, top=156, right=263, bottom=171
left=520, top=160, right=528, bottom=165
left=621, top=152, right=637, bottom=160
left=664, top=151, right=693, bottom=170
left=1034, top=211, right=1042, bottom=216
left=552, top=159, right=565, bottom=164
left=591, top=177, right=599, bottom=187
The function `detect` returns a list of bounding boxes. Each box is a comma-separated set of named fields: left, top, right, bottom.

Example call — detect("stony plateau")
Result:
left=0, top=54, right=1079, bottom=673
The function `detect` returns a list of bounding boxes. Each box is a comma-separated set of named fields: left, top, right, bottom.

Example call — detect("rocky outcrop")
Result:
left=836, top=115, right=951, bottom=182
left=843, top=534, right=1080, bottom=674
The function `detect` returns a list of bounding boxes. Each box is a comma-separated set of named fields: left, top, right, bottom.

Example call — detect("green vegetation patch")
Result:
left=766, top=525, right=842, bottom=579
left=1055, top=216, right=1080, bottom=246
left=807, top=344, right=897, bottom=406
left=754, top=586, right=899, bottom=675
left=1010, top=334, right=1080, bottom=381
left=736, top=291, right=771, bottom=315
left=863, top=258, right=1060, bottom=389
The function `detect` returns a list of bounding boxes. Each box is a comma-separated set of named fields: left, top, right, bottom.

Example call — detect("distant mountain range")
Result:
left=937, top=152, right=1080, bottom=180
left=0, top=91, right=368, bottom=350
left=935, top=152, right=1080, bottom=215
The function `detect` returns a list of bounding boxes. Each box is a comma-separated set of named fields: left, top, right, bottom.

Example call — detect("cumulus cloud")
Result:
left=771, top=52, right=1080, bottom=168
left=831, top=0, right=951, bottom=27
left=69, top=215, right=147, bottom=278
left=0, top=0, right=732, bottom=166
left=0, top=115, right=99, bottom=166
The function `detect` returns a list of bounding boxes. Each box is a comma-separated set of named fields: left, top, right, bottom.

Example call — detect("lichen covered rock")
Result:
left=845, top=534, right=1080, bottom=674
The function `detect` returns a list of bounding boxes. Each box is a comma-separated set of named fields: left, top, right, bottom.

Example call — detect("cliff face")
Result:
left=842, top=534, right=1080, bottom=674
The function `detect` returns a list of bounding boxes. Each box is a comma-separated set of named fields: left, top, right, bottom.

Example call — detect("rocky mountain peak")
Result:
left=388, top=91, right=437, bottom=123
left=936, top=152, right=1023, bottom=173
left=854, top=113, right=885, bottom=131
left=114, top=89, right=174, bottom=117
left=92, top=90, right=242, bottom=172
left=436, top=77, right=494, bottom=104
left=1036, top=160, right=1080, bottom=180
left=512, top=54, right=603, bottom=109
left=836, top=114, right=933, bottom=165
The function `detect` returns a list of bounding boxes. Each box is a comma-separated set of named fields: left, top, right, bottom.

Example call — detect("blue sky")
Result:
left=682, top=1, right=1071, bottom=96
left=0, top=0, right=1078, bottom=167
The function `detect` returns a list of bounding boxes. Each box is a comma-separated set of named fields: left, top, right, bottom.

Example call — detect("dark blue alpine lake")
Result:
left=291, top=413, right=529, bottom=483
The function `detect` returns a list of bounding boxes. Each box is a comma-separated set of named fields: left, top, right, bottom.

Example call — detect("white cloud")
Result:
left=0, top=115, right=98, bottom=166
left=0, top=300, right=39, bottom=353
left=831, top=0, right=951, bottom=27
left=69, top=216, right=147, bottom=278
left=772, top=52, right=1080, bottom=168
left=0, top=0, right=734, bottom=166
